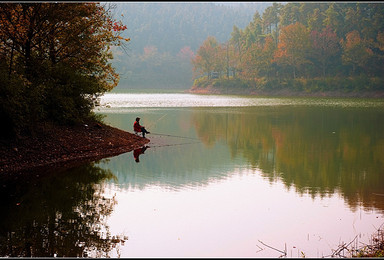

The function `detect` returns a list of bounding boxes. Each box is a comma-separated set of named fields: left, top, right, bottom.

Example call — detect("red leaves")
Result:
left=112, top=21, right=127, bottom=32
left=177, top=46, right=195, bottom=60
left=311, top=26, right=338, bottom=51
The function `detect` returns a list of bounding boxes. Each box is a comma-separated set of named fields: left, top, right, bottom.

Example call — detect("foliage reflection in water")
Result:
left=190, top=106, right=384, bottom=212
left=0, top=162, right=126, bottom=257
left=93, top=99, right=384, bottom=257
left=101, top=104, right=384, bottom=212
left=2, top=95, right=384, bottom=257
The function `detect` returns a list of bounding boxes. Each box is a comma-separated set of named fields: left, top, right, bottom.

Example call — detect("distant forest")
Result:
left=111, top=2, right=272, bottom=89
left=192, top=2, right=384, bottom=93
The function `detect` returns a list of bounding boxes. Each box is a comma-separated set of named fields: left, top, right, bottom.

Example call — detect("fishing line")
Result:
left=148, top=141, right=201, bottom=148
left=150, top=132, right=199, bottom=141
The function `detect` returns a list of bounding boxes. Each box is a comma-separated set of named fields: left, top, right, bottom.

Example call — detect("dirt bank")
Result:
left=0, top=120, right=149, bottom=175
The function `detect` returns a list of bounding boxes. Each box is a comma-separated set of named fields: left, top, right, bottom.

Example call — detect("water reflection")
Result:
left=191, top=106, right=384, bottom=213
left=3, top=96, right=383, bottom=258
left=0, top=162, right=125, bottom=257
left=99, top=140, right=235, bottom=192
left=133, top=146, right=149, bottom=163
left=100, top=105, right=384, bottom=213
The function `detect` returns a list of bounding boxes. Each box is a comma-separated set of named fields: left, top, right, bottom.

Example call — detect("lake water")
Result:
left=1, top=92, right=384, bottom=257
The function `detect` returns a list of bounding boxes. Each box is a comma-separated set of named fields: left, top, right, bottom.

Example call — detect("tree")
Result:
left=222, top=42, right=238, bottom=79
left=243, top=27, right=256, bottom=50
left=262, top=6, right=274, bottom=34
left=191, top=2, right=384, bottom=91
left=279, top=3, right=301, bottom=27
left=374, top=31, right=384, bottom=76
left=322, top=3, right=343, bottom=37
left=230, top=25, right=245, bottom=78
left=0, top=3, right=128, bottom=137
left=370, top=4, right=384, bottom=39
left=192, top=36, right=219, bottom=79
left=340, top=30, right=370, bottom=75
left=308, top=8, right=325, bottom=32
left=262, top=3, right=281, bottom=34
left=260, top=35, right=277, bottom=79
left=0, top=3, right=127, bottom=85
left=273, top=22, right=311, bottom=79
left=250, top=12, right=263, bottom=38
left=239, top=42, right=262, bottom=81
left=177, top=46, right=195, bottom=60
left=310, top=26, right=340, bottom=78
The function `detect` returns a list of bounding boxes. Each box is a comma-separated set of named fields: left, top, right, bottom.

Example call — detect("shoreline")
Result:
left=188, top=85, right=384, bottom=98
left=2, top=88, right=382, bottom=175
left=0, top=120, right=149, bottom=175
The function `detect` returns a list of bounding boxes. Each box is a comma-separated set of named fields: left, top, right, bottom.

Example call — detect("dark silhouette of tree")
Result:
left=0, top=162, right=126, bottom=257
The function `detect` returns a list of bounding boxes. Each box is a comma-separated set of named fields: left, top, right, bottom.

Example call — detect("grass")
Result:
left=326, top=223, right=384, bottom=258
left=351, top=225, right=384, bottom=257
left=257, top=223, right=384, bottom=258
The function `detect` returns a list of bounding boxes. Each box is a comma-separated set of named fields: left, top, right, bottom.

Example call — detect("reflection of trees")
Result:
left=192, top=106, right=384, bottom=212
left=101, top=109, right=238, bottom=191
left=0, top=162, right=125, bottom=257
left=99, top=140, right=234, bottom=192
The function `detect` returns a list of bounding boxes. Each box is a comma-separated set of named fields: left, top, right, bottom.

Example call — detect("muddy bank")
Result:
left=0, top=120, right=149, bottom=175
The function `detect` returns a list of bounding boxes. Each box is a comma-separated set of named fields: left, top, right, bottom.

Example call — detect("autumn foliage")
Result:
left=0, top=3, right=128, bottom=138
left=192, top=3, right=384, bottom=91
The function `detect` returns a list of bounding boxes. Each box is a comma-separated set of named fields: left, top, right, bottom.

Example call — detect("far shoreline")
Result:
left=2, top=87, right=383, bottom=176
left=187, top=85, right=384, bottom=98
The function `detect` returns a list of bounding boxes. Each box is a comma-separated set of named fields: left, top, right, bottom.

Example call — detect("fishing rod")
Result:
left=146, top=114, right=167, bottom=129
left=143, top=114, right=199, bottom=141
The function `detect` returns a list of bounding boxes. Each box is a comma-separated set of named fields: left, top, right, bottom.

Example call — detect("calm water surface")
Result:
left=1, top=93, right=384, bottom=257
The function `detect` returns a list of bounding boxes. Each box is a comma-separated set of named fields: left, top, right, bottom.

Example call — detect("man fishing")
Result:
left=133, top=117, right=150, bottom=138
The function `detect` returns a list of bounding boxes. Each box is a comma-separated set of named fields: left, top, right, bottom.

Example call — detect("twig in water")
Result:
left=255, top=244, right=264, bottom=254
left=258, top=240, right=287, bottom=258
left=329, top=235, right=358, bottom=258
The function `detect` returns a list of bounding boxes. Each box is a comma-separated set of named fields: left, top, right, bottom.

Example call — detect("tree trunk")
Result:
left=8, top=40, right=15, bottom=78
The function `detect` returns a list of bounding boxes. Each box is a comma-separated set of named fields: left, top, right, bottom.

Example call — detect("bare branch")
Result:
left=258, top=240, right=287, bottom=257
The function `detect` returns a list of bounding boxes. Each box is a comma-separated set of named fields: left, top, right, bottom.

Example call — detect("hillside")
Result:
left=109, top=2, right=272, bottom=90
left=190, top=2, right=384, bottom=96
